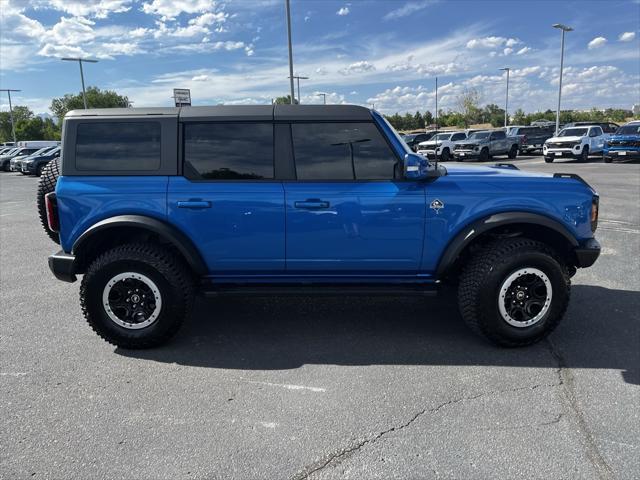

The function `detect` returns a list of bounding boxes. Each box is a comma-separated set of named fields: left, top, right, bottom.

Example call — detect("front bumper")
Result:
left=544, top=148, right=581, bottom=158
left=48, top=251, right=77, bottom=283
left=604, top=149, right=640, bottom=161
left=574, top=238, right=601, bottom=268
left=453, top=150, right=480, bottom=160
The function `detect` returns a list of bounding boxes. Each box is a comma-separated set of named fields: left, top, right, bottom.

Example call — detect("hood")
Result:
left=418, top=140, right=438, bottom=148
left=546, top=135, right=583, bottom=143
left=608, top=134, right=640, bottom=141
left=444, top=163, right=551, bottom=179
left=458, top=138, right=487, bottom=145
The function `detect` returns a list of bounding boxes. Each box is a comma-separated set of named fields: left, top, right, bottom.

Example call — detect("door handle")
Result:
left=294, top=200, right=330, bottom=210
left=177, top=200, right=211, bottom=209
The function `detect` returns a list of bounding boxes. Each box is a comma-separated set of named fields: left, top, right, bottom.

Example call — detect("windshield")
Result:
left=616, top=125, right=640, bottom=135
left=468, top=131, right=490, bottom=140
left=32, top=147, right=53, bottom=156
left=434, top=133, right=452, bottom=141
left=403, top=134, right=417, bottom=141
left=559, top=128, right=588, bottom=137
left=2, top=148, right=18, bottom=156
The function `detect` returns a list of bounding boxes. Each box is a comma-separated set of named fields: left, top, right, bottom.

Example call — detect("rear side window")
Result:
left=292, top=122, right=399, bottom=180
left=75, top=122, right=161, bottom=171
left=184, top=123, right=274, bottom=180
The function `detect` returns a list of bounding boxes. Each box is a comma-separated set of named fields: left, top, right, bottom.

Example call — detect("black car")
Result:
left=402, top=132, right=436, bottom=152
left=21, top=146, right=61, bottom=176
left=506, top=126, right=554, bottom=153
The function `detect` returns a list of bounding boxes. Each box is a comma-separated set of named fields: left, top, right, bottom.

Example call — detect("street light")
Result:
left=552, top=23, right=573, bottom=135
left=317, top=93, right=327, bottom=104
left=499, top=67, right=510, bottom=127
left=285, top=0, right=296, bottom=105
left=61, top=57, right=99, bottom=109
left=0, top=89, right=20, bottom=144
left=289, top=75, right=309, bottom=104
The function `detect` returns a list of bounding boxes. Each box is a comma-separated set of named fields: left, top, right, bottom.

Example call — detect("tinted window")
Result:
left=451, top=133, right=466, bottom=141
left=492, top=131, right=506, bottom=139
left=184, top=123, right=273, bottom=180
left=292, top=123, right=399, bottom=180
left=470, top=132, right=490, bottom=139
left=75, top=122, right=161, bottom=171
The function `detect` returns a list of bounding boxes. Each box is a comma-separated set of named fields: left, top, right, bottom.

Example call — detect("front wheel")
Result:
left=479, top=148, right=489, bottom=162
left=544, top=156, right=554, bottom=163
left=440, top=148, right=450, bottom=162
left=80, top=243, right=195, bottom=349
left=603, top=157, right=612, bottom=164
left=458, top=238, right=570, bottom=347
left=579, top=146, right=589, bottom=162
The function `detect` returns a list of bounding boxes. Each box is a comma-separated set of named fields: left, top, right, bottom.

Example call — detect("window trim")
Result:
left=181, top=120, right=277, bottom=182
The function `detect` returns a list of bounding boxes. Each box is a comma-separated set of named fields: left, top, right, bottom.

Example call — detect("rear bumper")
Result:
left=574, top=238, right=601, bottom=268
left=48, top=251, right=77, bottom=282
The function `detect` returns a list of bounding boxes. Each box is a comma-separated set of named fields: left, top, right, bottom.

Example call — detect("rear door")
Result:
left=168, top=121, right=285, bottom=274
left=283, top=121, right=426, bottom=274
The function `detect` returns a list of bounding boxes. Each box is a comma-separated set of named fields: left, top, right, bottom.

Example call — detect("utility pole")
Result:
left=435, top=77, right=438, bottom=132
left=499, top=67, right=510, bottom=127
left=289, top=75, right=309, bottom=104
left=552, top=23, right=573, bottom=135
left=317, top=93, right=327, bottom=104
left=0, top=89, right=20, bottom=144
left=285, top=0, right=296, bottom=104
left=61, top=57, right=99, bottom=109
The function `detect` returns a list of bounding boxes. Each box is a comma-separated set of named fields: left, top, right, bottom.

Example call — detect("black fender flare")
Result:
left=73, top=215, right=207, bottom=275
left=436, top=211, right=579, bottom=277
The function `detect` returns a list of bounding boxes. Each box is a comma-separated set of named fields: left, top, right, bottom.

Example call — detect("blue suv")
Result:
left=603, top=121, right=640, bottom=163
left=42, top=105, right=601, bottom=348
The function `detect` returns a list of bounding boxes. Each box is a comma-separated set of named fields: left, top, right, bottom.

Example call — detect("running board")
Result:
left=200, top=283, right=438, bottom=297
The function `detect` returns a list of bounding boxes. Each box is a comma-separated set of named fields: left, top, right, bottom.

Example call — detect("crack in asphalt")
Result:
left=545, top=338, right=614, bottom=480
left=291, top=382, right=562, bottom=480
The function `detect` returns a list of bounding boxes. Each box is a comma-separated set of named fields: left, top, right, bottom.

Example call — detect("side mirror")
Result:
left=404, top=153, right=430, bottom=180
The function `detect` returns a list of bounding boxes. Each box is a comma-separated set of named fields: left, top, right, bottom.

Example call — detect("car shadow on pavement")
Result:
left=116, top=285, right=639, bottom=385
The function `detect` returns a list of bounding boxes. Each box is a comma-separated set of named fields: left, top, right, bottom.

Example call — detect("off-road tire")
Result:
left=544, top=156, right=554, bottom=163
left=458, top=238, right=570, bottom=347
left=80, top=243, right=195, bottom=349
left=441, top=148, right=450, bottom=162
left=507, top=144, right=518, bottom=159
left=579, top=146, right=589, bottom=162
left=479, top=148, right=489, bottom=162
left=36, top=157, right=60, bottom=244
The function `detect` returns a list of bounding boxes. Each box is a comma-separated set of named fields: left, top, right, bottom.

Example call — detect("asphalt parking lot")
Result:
left=1, top=155, right=638, bottom=479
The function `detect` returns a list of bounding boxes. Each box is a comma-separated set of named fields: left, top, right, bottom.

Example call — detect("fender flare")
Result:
left=73, top=215, right=207, bottom=275
left=436, top=211, right=579, bottom=277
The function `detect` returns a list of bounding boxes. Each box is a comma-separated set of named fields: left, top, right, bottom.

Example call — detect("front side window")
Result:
left=75, top=122, right=161, bottom=171
left=492, top=131, right=506, bottom=139
left=184, top=123, right=274, bottom=180
left=451, top=133, right=466, bottom=141
left=292, top=122, right=399, bottom=180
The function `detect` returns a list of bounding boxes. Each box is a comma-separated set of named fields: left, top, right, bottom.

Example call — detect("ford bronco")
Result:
left=42, top=105, right=601, bottom=349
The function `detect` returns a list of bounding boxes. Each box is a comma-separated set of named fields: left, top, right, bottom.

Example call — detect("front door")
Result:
left=168, top=121, right=285, bottom=274
left=283, top=122, right=426, bottom=274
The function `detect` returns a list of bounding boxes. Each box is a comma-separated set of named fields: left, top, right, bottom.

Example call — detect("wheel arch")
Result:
left=436, top=212, right=579, bottom=279
left=72, top=215, right=207, bottom=276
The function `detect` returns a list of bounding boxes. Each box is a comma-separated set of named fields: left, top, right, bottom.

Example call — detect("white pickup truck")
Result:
left=416, top=131, right=467, bottom=161
left=543, top=125, right=606, bottom=163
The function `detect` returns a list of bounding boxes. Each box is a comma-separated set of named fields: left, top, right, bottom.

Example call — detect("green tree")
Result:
left=50, top=86, right=130, bottom=120
left=422, top=110, right=434, bottom=127
left=512, top=108, right=527, bottom=125
left=483, top=103, right=506, bottom=127
left=413, top=111, right=425, bottom=129
left=0, top=106, right=34, bottom=142
left=456, top=88, right=482, bottom=127
left=273, top=95, right=298, bottom=105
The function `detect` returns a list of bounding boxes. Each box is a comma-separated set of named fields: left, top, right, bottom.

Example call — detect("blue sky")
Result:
left=1, top=0, right=639, bottom=116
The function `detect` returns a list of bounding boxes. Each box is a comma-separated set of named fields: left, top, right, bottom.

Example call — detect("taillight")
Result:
left=45, top=192, right=59, bottom=232
left=522, top=135, right=528, bottom=144
left=591, top=196, right=599, bottom=232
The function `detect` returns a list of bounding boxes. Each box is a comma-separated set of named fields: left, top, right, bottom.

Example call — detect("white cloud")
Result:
left=466, top=36, right=520, bottom=49
left=588, top=36, right=607, bottom=49
left=383, top=0, right=438, bottom=20
left=618, top=31, right=636, bottom=42
left=336, top=6, right=350, bottom=16
left=141, top=0, right=217, bottom=20
left=503, top=47, right=513, bottom=56
left=37, top=43, right=91, bottom=58
left=43, top=0, right=133, bottom=19
left=315, top=67, right=328, bottom=75
left=189, top=11, right=228, bottom=26
left=516, top=46, right=531, bottom=55
left=339, top=60, right=376, bottom=75
left=49, top=16, right=96, bottom=44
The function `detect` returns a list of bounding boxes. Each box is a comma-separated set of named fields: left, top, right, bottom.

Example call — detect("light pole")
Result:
left=289, top=75, right=309, bottom=104
left=61, top=57, right=99, bottom=109
left=499, top=67, right=510, bottom=127
left=552, top=23, right=573, bottom=135
left=0, top=89, right=20, bottom=144
left=317, top=93, right=327, bottom=104
left=434, top=76, right=438, bottom=132
left=285, top=0, right=296, bottom=105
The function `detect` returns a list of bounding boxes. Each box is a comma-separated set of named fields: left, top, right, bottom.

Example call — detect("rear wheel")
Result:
left=458, top=238, right=570, bottom=347
left=36, top=158, right=60, bottom=244
left=507, top=144, right=518, bottom=159
left=544, top=156, right=554, bottom=163
left=80, top=243, right=195, bottom=349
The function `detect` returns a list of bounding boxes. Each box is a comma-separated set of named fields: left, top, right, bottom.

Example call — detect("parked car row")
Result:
left=0, top=141, right=60, bottom=176
left=404, top=120, right=639, bottom=164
